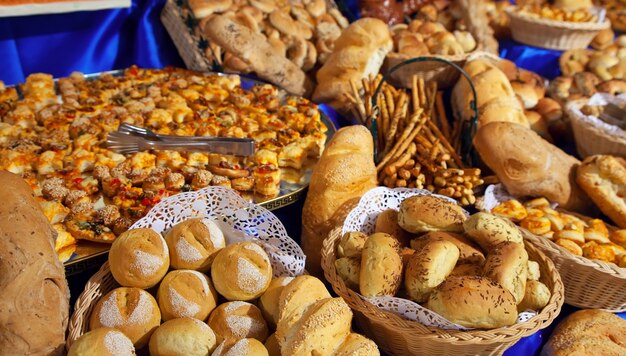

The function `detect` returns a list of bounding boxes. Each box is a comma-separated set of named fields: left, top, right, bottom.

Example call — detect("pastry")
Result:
left=337, top=231, right=368, bottom=258
left=518, top=280, right=551, bottom=312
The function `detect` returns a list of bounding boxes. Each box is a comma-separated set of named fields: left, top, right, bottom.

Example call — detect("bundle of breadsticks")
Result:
left=346, top=75, right=484, bottom=206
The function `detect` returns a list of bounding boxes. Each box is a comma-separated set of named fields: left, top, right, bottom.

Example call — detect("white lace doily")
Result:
left=131, top=186, right=305, bottom=277
left=342, top=187, right=537, bottom=330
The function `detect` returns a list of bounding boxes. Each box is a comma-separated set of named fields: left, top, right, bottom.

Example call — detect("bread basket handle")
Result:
left=370, top=56, right=479, bottom=166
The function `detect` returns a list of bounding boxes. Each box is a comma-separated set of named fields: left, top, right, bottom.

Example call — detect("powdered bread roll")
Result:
left=359, top=233, right=403, bottom=297
left=398, top=195, right=466, bottom=233
left=410, top=231, right=485, bottom=265
left=156, top=270, right=218, bottom=321
left=258, top=276, right=294, bottom=329
left=164, top=218, right=225, bottom=272
left=483, top=241, right=529, bottom=303
left=518, top=280, right=551, bottom=312
left=89, top=287, right=161, bottom=348
left=149, top=318, right=218, bottom=356
left=337, top=231, right=368, bottom=258
left=212, top=338, right=269, bottom=356
left=108, top=228, right=169, bottom=289
left=375, top=209, right=410, bottom=245
left=208, top=301, right=269, bottom=343
left=577, top=155, right=626, bottom=228
left=405, top=240, right=460, bottom=302
left=68, top=328, right=135, bottom=356
left=464, top=212, right=523, bottom=252
left=335, top=333, right=380, bottom=356
left=427, top=276, right=518, bottom=329
left=335, top=257, right=361, bottom=290
left=264, top=333, right=281, bottom=356
left=211, top=242, right=272, bottom=301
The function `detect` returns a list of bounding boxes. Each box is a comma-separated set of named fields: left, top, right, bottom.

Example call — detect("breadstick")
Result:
left=384, top=87, right=396, bottom=122
left=435, top=92, right=451, bottom=141
left=378, top=109, right=423, bottom=161
left=426, top=120, right=463, bottom=168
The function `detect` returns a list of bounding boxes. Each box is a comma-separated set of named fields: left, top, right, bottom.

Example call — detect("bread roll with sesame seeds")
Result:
left=483, top=241, right=529, bottom=304
left=211, top=242, right=272, bottom=301
left=405, top=240, right=460, bottom=303
left=359, top=233, right=403, bottom=297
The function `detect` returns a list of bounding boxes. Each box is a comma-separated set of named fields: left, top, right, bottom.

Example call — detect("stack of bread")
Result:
left=336, top=194, right=551, bottom=329
left=70, top=217, right=378, bottom=355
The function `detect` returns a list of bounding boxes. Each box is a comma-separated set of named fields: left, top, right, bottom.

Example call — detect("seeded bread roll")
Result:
left=359, top=233, right=403, bottom=297
left=164, top=218, right=225, bottom=272
left=337, top=231, right=368, bottom=258
left=405, top=240, right=460, bottom=303
left=89, top=287, right=161, bottom=348
left=398, top=195, right=466, bottom=233
left=258, top=276, right=294, bottom=329
left=375, top=209, right=410, bottom=246
left=149, top=318, right=218, bottom=356
left=156, top=270, right=218, bottom=321
left=335, top=257, right=361, bottom=290
left=464, top=212, right=523, bottom=252
left=449, top=263, right=483, bottom=277
left=483, top=241, right=529, bottom=304
left=518, top=280, right=551, bottom=312
left=211, top=242, right=272, bottom=301
left=410, top=231, right=485, bottom=265
left=427, top=276, right=518, bottom=329
left=68, top=328, right=135, bottom=356
left=212, top=338, right=269, bottom=356
left=108, top=228, right=170, bottom=289
left=335, top=333, right=380, bottom=356
left=207, top=301, right=269, bottom=344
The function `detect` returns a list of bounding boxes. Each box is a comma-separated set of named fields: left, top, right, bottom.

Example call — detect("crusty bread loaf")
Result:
left=463, top=212, right=523, bottom=252
left=203, top=15, right=312, bottom=96
left=473, top=121, right=593, bottom=213
left=483, top=241, right=529, bottom=303
left=0, top=171, right=70, bottom=355
left=398, top=195, right=466, bottom=233
left=312, top=18, right=393, bottom=113
left=577, top=155, right=626, bottom=228
left=405, top=240, right=460, bottom=303
left=410, top=231, right=485, bottom=265
left=360, top=233, right=403, bottom=297
left=301, top=125, right=377, bottom=276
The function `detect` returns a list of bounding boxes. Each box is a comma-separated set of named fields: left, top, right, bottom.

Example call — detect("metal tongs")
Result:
left=599, top=102, right=626, bottom=130
left=106, top=123, right=255, bottom=156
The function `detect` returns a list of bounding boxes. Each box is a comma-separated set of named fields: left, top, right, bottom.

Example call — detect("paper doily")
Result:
left=131, top=186, right=305, bottom=277
left=342, top=187, right=537, bottom=330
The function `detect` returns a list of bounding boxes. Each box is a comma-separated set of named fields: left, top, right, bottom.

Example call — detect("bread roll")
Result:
left=68, top=328, right=135, bottom=356
left=259, top=276, right=294, bottom=329
left=164, top=218, right=225, bottom=272
left=528, top=260, right=541, bottom=280
left=337, top=231, right=368, bottom=258
left=211, top=242, right=272, bottom=301
left=359, top=233, right=403, bottom=297
left=301, top=125, right=377, bottom=276
left=410, top=231, right=485, bottom=265
left=264, top=333, right=281, bottom=356
left=405, top=240, right=460, bottom=302
left=149, top=318, right=218, bottom=356
left=473, top=122, right=592, bottom=212
left=0, top=171, right=69, bottom=355
left=207, top=301, right=269, bottom=343
left=483, top=241, right=529, bottom=303
left=427, top=276, right=518, bottom=329
left=449, top=263, right=483, bottom=277
left=335, top=333, right=380, bottom=356
left=398, top=195, right=466, bottom=233
left=212, top=338, right=269, bottom=356
left=156, top=270, right=218, bottom=321
left=542, top=309, right=626, bottom=356
left=463, top=212, right=523, bottom=252
left=335, top=257, right=361, bottom=290
left=518, top=280, right=551, bottom=312
left=312, top=18, right=393, bottom=112
left=577, top=155, right=626, bottom=228
left=375, top=209, right=410, bottom=246
left=108, top=228, right=169, bottom=289
left=89, top=287, right=161, bottom=348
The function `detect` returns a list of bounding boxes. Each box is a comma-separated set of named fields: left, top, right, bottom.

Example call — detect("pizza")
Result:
left=0, top=66, right=328, bottom=261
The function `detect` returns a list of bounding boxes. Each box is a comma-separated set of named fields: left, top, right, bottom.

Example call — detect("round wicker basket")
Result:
left=321, top=227, right=564, bottom=355
left=505, top=7, right=610, bottom=50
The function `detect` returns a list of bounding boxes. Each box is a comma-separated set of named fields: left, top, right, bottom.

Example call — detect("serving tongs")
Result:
left=599, top=102, right=626, bottom=130
left=107, top=123, right=255, bottom=156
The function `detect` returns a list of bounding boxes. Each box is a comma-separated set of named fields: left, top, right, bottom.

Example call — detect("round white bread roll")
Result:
left=258, top=276, right=294, bottom=329
left=337, top=231, right=368, bottom=258
left=89, top=287, right=161, bottom=348
left=483, top=241, right=529, bottom=304
left=149, top=318, right=218, bottom=356
left=68, top=327, right=135, bottom=356
left=207, top=301, right=269, bottom=344
left=405, top=240, right=460, bottom=303
left=359, top=233, right=403, bottom=297
left=335, top=333, right=380, bottom=355
left=156, top=270, right=218, bottom=321
left=211, top=242, right=272, bottom=301
left=375, top=209, right=410, bottom=245
left=264, top=333, right=281, bottom=356
left=108, top=228, right=170, bottom=289
left=398, top=195, right=466, bottom=233
left=464, top=212, right=523, bottom=252
left=410, top=231, right=485, bottom=265
left=427, top=276, right=518, bottom=329
left=212, top=338, right=269, bottom=356
left=518, top=280, right=551, bottom=312
left=165, top=218, right=225, bottom=272
left=335, top=257, right=361, bottom=290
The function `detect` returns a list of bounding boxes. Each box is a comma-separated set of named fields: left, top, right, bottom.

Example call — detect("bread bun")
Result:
left=511, top=80, right=541, bottom=110
left=398, top=195, right=466, bottom=233
left=335, top=333, right=380, bottom=356
left=359, top=233, right=403, bottom=297
left=207, top=301, right=269, bottom=343
left=212, top=338, right=269, bottom=356
left=427, top=276, right=518, bottom=329
left=337, top=231, right=368, bottom=258
left=449, top=263, right=483, bottom=277
left=211, top=242, right=272, bottom=301
left=375, top=209, right=410, bottom=245
left=410, top=231, right=485, bottom=265
left=464, top=212, right=523, bottom=252
left=518, top=280, right=551, bottom=312
left=335, top=257, right=361, bottom=290
left=577, top=155, right=626, bottom=228
left=68, top=328, right=135, bottom=356
left=264, top=333, right=281, bottom=356
left=591, top=28, right=615, bottom=50
left=483, top=241, right=529, bottom=303
left=108, top=228, right=169, bottom=289
left=149, top=318, right=218, bottom=356
left=528, top=260, right=541, bottom=280
left=258, top=276, right=294, bottom=328
left=89, top=287, right=161, bottom=348
left=535, top=97, right=563, bottom=123
left=156, top=270, right=218, bottom=321
left=164, top=218, right=225, bottom=272
left=405, top=240, right=460, bottom=302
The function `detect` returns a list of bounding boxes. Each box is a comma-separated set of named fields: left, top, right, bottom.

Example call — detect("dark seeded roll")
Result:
left=398, top=195, right=466, bottom=234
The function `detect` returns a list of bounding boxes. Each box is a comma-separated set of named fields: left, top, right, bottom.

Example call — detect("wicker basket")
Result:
left=565, top=99, right=626, bottom=158
left=505, top=7, right=610, bottom=50
left=321, top=228, right=564, bottom=355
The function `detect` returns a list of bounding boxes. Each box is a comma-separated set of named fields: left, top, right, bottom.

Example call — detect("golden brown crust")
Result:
left=148, top=318, right=217, bottom=356
left=398, top=195, right=466, bottom=234
left=207, top=301, right=269, bottom=344
left=410, top=231, right=485, bottom=265
left=164, top=218, right=225, bottom=272
left=258, top=276, right=294, bottom=329
left=156, top=270, right=218, bottom=321
left=68, top=328, right=135, bottom=356
left=517, top=280, right=551, bottom=312
left=463, top=212, right=523, bottom=252
left=482, top=241, right=529, bottom=304
left=359, top=233, right=403, bottom=297
left=404, top=240, right=460, bottom=303
left=577, top=155, right=626, bottom=228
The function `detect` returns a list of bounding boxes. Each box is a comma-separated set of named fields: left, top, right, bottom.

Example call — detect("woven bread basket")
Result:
left=565, top=99, right=626, bottom=158
left=321, top=227, right=564, bottom=355
left=505, top=7, right=610, bottom=50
